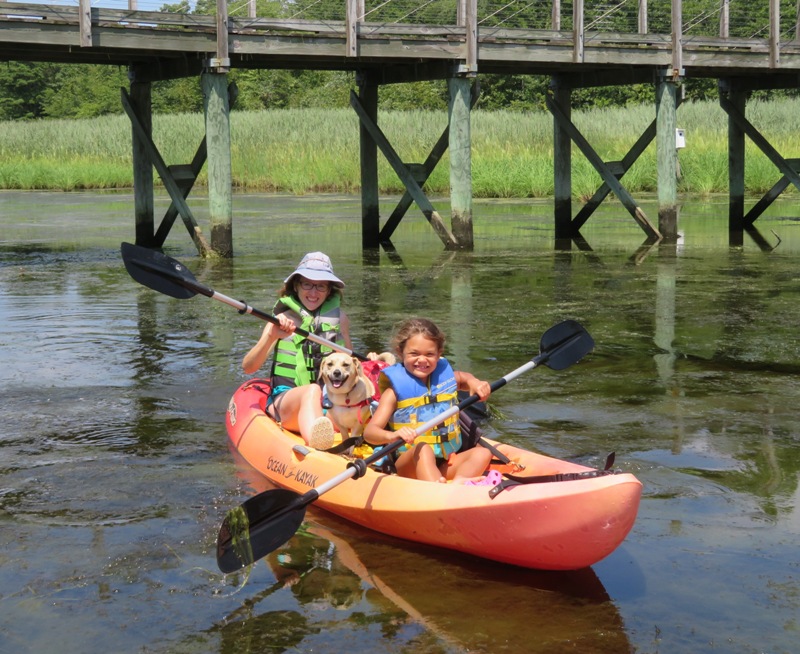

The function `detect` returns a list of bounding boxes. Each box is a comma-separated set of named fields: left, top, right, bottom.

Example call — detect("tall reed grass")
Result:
left=1, top=98, right=798, bottom=196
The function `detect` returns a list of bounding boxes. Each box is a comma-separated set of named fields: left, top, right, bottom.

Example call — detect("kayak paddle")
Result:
left=120, top=241, right=369, bottom=361
left=216, top=319, right=595, bottom=573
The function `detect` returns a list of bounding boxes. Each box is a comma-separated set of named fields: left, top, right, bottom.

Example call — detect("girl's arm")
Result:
left=455, top=370, right=492, bottom=401
left=242, top=314, right=294, bottom=374
left=363, top=388, right=416, bottom=445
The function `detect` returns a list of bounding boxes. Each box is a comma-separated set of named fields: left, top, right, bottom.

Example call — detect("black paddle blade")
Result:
left=120, top=242, right=198, bottom=300
left=217, top=488, right=307, bottom=573
left=540, top=319, right=594, bottom=370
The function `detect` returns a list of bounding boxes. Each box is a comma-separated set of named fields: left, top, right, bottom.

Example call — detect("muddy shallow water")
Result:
left=1, top=191, right=799, bottom=653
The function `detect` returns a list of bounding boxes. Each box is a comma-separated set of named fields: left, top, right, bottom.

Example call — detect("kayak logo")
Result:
left=228, top=397, right=237, bottom=426
left=266, top=456, right=319, bottom=488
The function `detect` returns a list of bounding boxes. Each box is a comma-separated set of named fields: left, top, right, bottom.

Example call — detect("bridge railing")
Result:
left=0, top=0, right=797, bottom=70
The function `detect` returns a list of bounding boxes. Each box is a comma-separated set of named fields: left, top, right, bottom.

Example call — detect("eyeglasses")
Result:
left=298, top=281, right=331, bottom=293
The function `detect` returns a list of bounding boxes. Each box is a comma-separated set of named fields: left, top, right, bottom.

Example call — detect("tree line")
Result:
left=0, top=0, right=795, bottom=121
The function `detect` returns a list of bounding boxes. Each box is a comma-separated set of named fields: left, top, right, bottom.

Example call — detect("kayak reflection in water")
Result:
left=267, top=527, right=362, bottom=610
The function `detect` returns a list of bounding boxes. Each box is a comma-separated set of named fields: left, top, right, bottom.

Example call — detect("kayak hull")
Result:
left=226, top=380, right=642, bottom=570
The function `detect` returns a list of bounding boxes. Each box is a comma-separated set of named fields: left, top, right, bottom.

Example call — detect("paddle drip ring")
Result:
left=346, top=459, right=368, bottom=479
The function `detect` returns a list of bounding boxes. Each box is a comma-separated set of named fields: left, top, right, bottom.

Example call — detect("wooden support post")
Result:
left=656, top=75, right=679, bottom=242
left=79, top=0, right=91, bottom=47
left=458, top=0, right=477, bottom=75
left=358, top=76, right=380, bottom=249
left=202, top=71, right=233, bottom=257
left=769, top=0, right=780, bottom=68
left=638, top=0, right=647, bottom=34
left=122, top=87, right=211, bottom=256
left=346, top=0, right=358, bottom=57
left=379, top=84, right=479, bottom=245
left=573, top=0, right=584, bottom=63
left=130, top=79, right=154, bottom=248
left=721, top=90, right=800, bottom=214
left=719, top=0, right=729, bottom=37
left=154, top=83, right=238, bottom=248
left=448, top=75, right=473, bottom=250
left=548, top=90, right=660, bottom=241
left=671, top=0, right=683, bottom=78
left=725, top=84, right=746, bottom=237
left=350, top=90, right=458, bottom=249
left=552, top=82, right=572, bottom=242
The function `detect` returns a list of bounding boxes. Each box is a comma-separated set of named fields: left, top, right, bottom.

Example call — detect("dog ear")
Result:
left=317, top=354, right=329, bottom=381
left=352, top=357, right=363, bottom=374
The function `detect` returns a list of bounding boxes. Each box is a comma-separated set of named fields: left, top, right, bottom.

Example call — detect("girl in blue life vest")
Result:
left=364, top=318, right=493, bottom=483
left=242, top=252, right=355, bottom=450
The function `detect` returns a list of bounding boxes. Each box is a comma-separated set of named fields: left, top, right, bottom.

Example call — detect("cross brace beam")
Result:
left=350, top=89, right=458, bottom=249
left=546, top=90, right=662, bottom=241
left=719, top=92, right=800, bottom=227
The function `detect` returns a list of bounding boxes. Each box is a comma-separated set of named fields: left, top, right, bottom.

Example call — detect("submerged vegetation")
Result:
left=0, top=97, right=798, bottom=198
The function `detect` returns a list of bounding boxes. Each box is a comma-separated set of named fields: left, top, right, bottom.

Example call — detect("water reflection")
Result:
left=2, top=192, right=800, bottom=654
left=210, top=512, right=634, bottom=654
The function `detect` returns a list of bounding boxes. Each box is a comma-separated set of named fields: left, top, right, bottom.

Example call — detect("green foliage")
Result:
left=42, top=65, right=130, bottom=119
left=379, top=81, right=448, bottom=111
left=153, top=77, right=205, bottom=113
left=2, top=96, right=800, bottom=197
left=476, top=75, right=549, bottom=111
left=1, top=1, right=799, bottom=119
left=0, top=62, right=58, bottom=120
left=159, top=1, right=191, bottom=13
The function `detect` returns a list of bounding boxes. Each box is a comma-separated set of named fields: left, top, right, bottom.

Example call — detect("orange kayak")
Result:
left=226, top=379, right=642, bottom=570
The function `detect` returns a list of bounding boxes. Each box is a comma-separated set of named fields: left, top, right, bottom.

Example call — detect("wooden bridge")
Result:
left=1, top=0, right=798, bottom=254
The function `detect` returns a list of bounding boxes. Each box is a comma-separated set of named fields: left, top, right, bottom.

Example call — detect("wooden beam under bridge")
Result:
left=121, top=82, right=239, bottom=256
left=547, top=86, right=662, bottom=243
left=350, top=89, right=459, bottom=250
left=720, top=78, right=800, bottom=245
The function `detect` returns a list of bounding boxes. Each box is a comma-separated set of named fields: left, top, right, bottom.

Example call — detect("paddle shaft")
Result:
left=126, top=248, right=368, bottom=361
left=296, top=338, right=576, bottom=498
left=217, top=319, right=594, bottom=571
left=201, top=284, right=367, bottom=361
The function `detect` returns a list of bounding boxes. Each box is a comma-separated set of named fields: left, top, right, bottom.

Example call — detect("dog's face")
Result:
left=319, top=353, right=362, bottom=395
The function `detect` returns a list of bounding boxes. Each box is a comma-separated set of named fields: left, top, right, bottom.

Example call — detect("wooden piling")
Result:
left=552, top=84, right=572, bottom=242
left=358, top=77, right=380, bottom=249
left=656, top=76, right=679, bottom=241
left=727, top=86, right=747, bottom=241
left=130, top=80, right=154, bottom=248
left=202, top=71, right=233, bottom=257
left=448, top=76, right=473, bottom=249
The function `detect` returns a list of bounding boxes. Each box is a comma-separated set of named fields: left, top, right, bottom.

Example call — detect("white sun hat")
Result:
left=284, top=252, right=345, bottom=288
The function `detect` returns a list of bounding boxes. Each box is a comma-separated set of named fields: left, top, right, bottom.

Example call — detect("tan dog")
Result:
left=319, top=352, right=395, bottom=440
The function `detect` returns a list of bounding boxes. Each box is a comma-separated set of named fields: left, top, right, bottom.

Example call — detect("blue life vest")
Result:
left=380, top=358, right=461, bottom=459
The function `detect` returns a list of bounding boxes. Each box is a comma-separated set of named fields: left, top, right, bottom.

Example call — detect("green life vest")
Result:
left=270, top=294, right=341, bottom=389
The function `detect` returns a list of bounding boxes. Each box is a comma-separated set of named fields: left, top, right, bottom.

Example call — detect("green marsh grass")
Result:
left=1, top=98, right=800, bottom=196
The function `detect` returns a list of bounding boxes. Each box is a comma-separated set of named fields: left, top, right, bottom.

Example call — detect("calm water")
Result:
left=1, top=191, right=799, bottom=654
